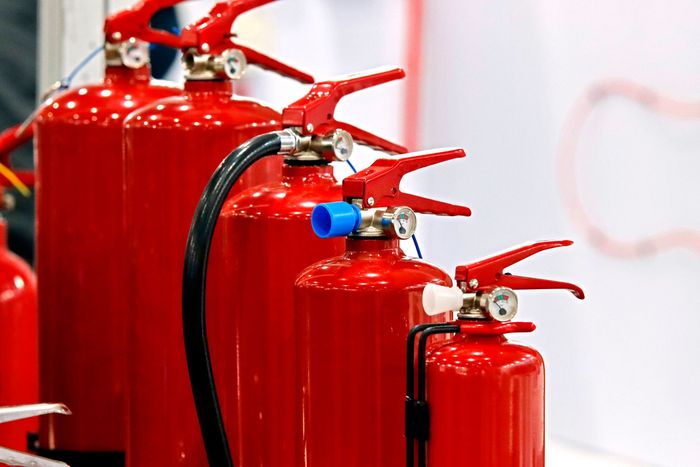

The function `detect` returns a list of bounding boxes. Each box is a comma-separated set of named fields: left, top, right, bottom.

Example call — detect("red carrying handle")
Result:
left=104, top=0, right=189, bottom=48
left=455, top=240, right=585, bottom=299
left=0, top=124, right=35, bottom=189
left=283, top=66, right=408, bottom=153
left=342, top=147, right=472, bottom=216
left=179, top=0, right=314, bottom=83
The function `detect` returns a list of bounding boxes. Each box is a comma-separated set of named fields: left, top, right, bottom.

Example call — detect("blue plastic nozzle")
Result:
left=311, top=202, right=362, bottom=238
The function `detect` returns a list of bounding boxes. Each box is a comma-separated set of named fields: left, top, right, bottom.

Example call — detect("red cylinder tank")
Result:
left=0, top=218, right=38, bottom=452
left=123, top=80, right=282, bottom=467
left=212, top=163, right=343, bottom=465
left=34, top=61, right=178, bottom=459
left=295, top=237, right=452, bottom=467
left=293, top=149, right=471, bottom=467
left=425, top=323, right=544, bottom=467
left=122, top=2, right=313, bottom=465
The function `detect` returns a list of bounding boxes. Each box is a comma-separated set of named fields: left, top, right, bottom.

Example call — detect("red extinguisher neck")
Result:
left=345, top=237, right=401, bottom=253
left=281, top=164, right=335, bottom=186
left=457, top=321, right=536, bottom=335
left=183, top=79, right=234, bottom=95
left=456, top=333, right=509, bottom=345
left=104, top=65, right=151, bottom=85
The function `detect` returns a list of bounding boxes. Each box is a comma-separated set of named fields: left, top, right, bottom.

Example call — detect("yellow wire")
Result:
left=0, top=162, right=31, bottom=197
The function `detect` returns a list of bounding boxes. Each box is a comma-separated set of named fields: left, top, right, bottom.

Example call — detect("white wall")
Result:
left=38, top=0, right=106, bottom=93
left=415, top=1, right=700, bottom=466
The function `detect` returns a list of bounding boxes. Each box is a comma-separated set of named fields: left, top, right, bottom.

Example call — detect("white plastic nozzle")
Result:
left=422, top=283, right=463, bottom=316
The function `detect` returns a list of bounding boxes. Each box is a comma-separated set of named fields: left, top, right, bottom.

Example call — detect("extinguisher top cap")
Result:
left=311, top=202, right=361, bottom=238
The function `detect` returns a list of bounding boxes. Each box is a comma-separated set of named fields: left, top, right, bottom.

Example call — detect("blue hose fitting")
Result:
left=311, top=202, right=362, bottom=238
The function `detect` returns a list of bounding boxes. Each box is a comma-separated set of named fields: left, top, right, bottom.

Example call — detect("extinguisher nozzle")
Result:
left=422, top=283, right=463, bottom=316
left=311, top=202, right=361, bottom=238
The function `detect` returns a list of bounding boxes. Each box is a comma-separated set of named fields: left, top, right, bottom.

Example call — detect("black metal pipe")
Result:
left=182, top=132, right=283, bottom=467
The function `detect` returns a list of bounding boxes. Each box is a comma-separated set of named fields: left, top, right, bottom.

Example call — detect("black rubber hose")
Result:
left=182, top=132, right=283, bottom=467
left=416, top=324, right=460, bottom=467
left=406, top=323, right=444, bottom=467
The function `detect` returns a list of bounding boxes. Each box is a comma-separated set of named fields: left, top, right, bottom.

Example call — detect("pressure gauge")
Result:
left=483, top=287, right=518, bottom=322
left=309, top=129, right=354, bottom=161
left=222, top=49, right=247, bottom=79
left=382, top=206, right=417, bottom=240
left=329, top=129, right=353, bottom=161
left=120, top=38, right=150, bottom=69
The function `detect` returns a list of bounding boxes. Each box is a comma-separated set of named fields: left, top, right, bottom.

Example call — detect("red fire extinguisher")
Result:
left=0, top=125, right=37, bottom=453
left=413, top=240, right=585, bottom=467
left=291, top=148, right=471, bottom=467
left=208, top=67, right=407, bottom=466
left=33, top=1, right=185, bottom=463
left=123, top=2, right=313, bottom=466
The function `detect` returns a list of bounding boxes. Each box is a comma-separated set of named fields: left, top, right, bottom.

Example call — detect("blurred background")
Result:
left=3, top=0, right=697, bottom=465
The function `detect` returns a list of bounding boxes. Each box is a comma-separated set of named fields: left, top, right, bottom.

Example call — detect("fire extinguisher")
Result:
left=208, top=67, right=407, bottom=466
left=0, top=125, right=37, bottom=454
left=181, top=69, right=411, bottom=466
left=287, top=148, right=471, bottom=467
left=0, top=404, right=71, bottom=467
left=412, top=240, right=585, bottom=467
left=33, top=1, right=186, bottom=463
left=123, top=2, right=313, bottom=466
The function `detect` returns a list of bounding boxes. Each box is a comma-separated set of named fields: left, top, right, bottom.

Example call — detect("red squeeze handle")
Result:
left=343, top=147, right=472, bottom=215
left=232, top=44, right=314, bottom=84
left=180, top=0, right=314, bottom=83
left=181, top=0, right=271, bottom=52
left=104, top=0, right=188, bottom=48
left=282, top=67, right=408, bottom=153
left=455, top=240, right=585, bottom=299
left=0, top=124, right=32, bottom=162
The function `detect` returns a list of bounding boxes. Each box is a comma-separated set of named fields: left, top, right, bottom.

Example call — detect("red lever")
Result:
left=342, top=147, right=472, bottom=215
left=282, top=67, right=408, bottom=153
left=180, top=0, right=314, bottom=83
left=104, top=0, right=188, bottom=48
left=0, top=124, right=32, bottom=162
left=455, top=240, right=585, bottom=299
left=0, top=124, right=35, bottom=188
